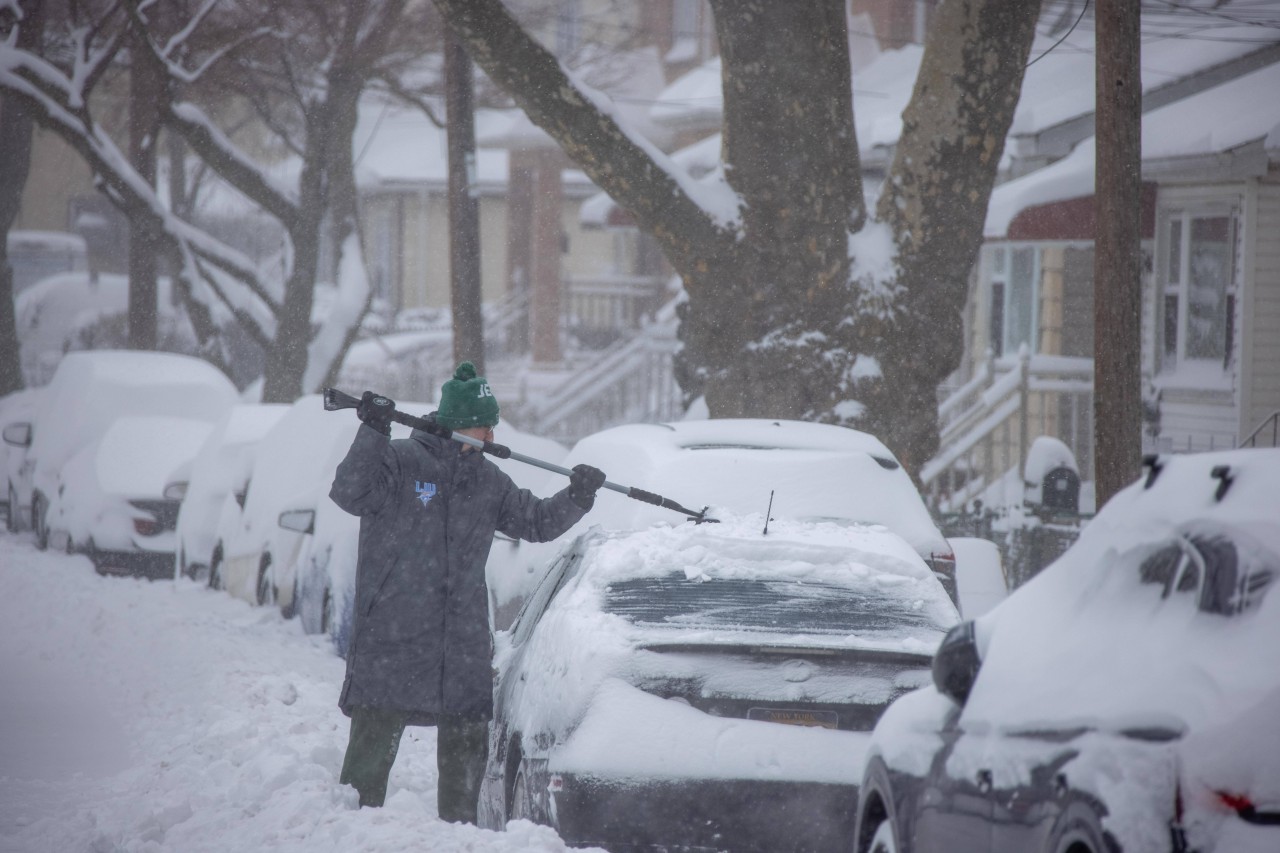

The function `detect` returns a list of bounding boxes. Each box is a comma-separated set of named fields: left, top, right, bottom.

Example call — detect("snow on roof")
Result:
left=1008, top=14, right=1275, bottom=139
left=1142, top=59, right=1280, bottom=160
left=482, top=46, right=671, bottom=153
left=986, top=59, right=1280, bottom=238
left=5, top=230, right=88, bottom=252
left=650, top=56, right=722, bottom=131
left=579, top=132, right=725, bottom=227
left=353, top=98, right=510, bottom=189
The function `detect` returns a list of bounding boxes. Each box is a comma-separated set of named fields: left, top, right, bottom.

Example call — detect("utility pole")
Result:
left=127, top=20, right=160, bottom=350
left=444, top=25, right=485, bottom=373
left=1093, top=0, right=1142, bottom=508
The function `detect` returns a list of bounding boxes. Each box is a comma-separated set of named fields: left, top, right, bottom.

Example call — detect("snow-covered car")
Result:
left=1, top=387, right=45, bottom=533
left=213, top=395, right=357, bottom=612
left=14, top=270, right=195, bottom=386
left=5, top=229, right=88, bottom=295
left=852, top=448, right=1280, bottom=853
left=13, top=351, right=238, bottom=548
left=478, top=515, right=960, bottom=852
left=45, top=416, right=215, bottom=577
left=174, top=403, right=289, bottom=580
left=517, top=419, right=958, bottom=604
left=293, top=412, right=565, bottom=653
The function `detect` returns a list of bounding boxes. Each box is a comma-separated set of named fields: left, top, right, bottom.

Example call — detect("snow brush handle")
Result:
left=322, top=388, right=716, bottom=522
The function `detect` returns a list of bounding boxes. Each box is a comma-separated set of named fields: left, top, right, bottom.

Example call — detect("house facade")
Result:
left=925, top=49, right=1280, bottom=511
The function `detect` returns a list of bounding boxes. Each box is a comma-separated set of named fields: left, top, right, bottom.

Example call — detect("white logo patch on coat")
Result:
left=415, top=481, right=437, bottom=506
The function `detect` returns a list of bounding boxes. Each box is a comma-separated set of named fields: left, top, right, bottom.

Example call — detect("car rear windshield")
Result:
left=602, top=573, right=948, bottom=642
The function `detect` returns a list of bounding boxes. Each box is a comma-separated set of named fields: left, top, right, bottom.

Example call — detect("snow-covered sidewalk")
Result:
left=0, top=536, right=587, bottom=853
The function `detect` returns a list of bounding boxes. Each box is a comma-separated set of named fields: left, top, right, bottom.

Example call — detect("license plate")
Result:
left=747, top=707, right=838, bottom=729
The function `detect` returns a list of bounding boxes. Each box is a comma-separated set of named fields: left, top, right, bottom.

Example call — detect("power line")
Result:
left=1027, top=0, right=1091, bottom=67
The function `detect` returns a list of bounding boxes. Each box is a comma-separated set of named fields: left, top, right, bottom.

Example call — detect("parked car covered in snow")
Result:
left=479, top=515, right=959, bottom=852
left=1, top=387, right=45, bottom=533
left=44, top=416, right=214, bottom=577
left=519, top=419, right=958, bottom=604
left=852, top=448, right=1280, bottom=853
left=213, top=395, right=357, bottom=612
left=174, top=403, right=289, bottom=580
left=11, top=351, right=238, bottom=548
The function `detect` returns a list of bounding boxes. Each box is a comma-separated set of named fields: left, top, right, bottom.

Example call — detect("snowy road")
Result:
left=0, top=535, right=592, bottom=853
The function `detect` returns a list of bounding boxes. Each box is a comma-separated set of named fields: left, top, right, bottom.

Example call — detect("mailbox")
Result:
left=1040, top=465, right=1080, bottom=514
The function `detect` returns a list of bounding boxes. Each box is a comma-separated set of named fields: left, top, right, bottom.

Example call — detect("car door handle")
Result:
left=976, top=769, right=993, bottom=794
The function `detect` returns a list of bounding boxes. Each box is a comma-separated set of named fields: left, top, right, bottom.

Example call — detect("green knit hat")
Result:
left=436, top=361, right=499, bottom=429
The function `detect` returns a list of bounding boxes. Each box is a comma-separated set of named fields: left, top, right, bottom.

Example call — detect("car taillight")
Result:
left=133, top=517, right=158, bottom=536
left=931, top=551, right=956, bottom=575
left=1215, top=790, right=1280, bottom=825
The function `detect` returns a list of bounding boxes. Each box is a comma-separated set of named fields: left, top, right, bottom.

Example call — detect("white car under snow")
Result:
left=14, top=350, right=238, bottom=550
left=46, top=416, right=214, bottom=578
left=173, top=403, right=290, bottom=581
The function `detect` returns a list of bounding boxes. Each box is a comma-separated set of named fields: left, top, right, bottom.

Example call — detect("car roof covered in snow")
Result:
left=28, top=351, right=238, bottom=486
left=544, top=418, right=946, bottom=560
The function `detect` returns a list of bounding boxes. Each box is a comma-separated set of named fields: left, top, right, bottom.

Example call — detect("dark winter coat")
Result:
left=329, top=422, right=586, bottom=724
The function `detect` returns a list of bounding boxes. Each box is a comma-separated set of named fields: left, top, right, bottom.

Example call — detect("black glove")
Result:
left=568, top=463, right=606, bottom=510
left=356, top=390, right=394, bottom=436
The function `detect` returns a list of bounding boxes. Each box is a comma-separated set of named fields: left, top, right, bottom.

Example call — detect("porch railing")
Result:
left=522, top=305, right=682, bottom=446
left=1242, top=410, right=1280, bottom=448
left=921, top=347, right=1094, bottom=512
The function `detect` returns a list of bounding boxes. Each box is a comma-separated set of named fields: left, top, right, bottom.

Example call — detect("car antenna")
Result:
left=762, top=490, right=775, bottom=535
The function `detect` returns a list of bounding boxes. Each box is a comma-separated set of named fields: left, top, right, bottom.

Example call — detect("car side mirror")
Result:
left=2, top=422, right=32, bottom=448
left=933, top=621, right=982, bottom=706
left=278, top=508, right=315, bottom=534
left=163, top=481, right=188, bottom=501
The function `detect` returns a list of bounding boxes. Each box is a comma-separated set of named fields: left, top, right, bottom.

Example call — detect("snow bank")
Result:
left=0, top=537, right=600, bottom=853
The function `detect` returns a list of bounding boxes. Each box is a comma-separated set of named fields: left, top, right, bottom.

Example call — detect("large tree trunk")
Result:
left=868, top=0, right=1039, bottom=476
left=687, top=0, right=864, bottom=419
left=0, top=0, right=45, bottom=396
left=128, top=24, right=163, bottom=350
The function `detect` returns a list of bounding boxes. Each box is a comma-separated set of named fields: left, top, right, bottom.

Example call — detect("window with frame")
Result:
left=987, top=245, right=1039, bottom=357
left=1159, top=210, right=1238, bottom=371
left=667, top=0, right=712, bottom=64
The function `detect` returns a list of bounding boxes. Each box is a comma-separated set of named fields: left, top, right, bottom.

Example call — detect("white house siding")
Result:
left=1154, top=388, right=1239, bottom=452
left=1243, top=179, right=1280, bottom=445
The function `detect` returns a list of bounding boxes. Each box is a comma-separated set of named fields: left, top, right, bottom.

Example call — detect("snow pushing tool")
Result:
left=323, top=388, right=717, bottom=523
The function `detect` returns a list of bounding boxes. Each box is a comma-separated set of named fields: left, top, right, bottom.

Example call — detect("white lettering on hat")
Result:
left=477, top=384, right=494, bottom=398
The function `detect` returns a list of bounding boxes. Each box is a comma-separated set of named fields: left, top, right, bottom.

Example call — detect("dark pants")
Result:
left=340, top=708, right=488, bottom=822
